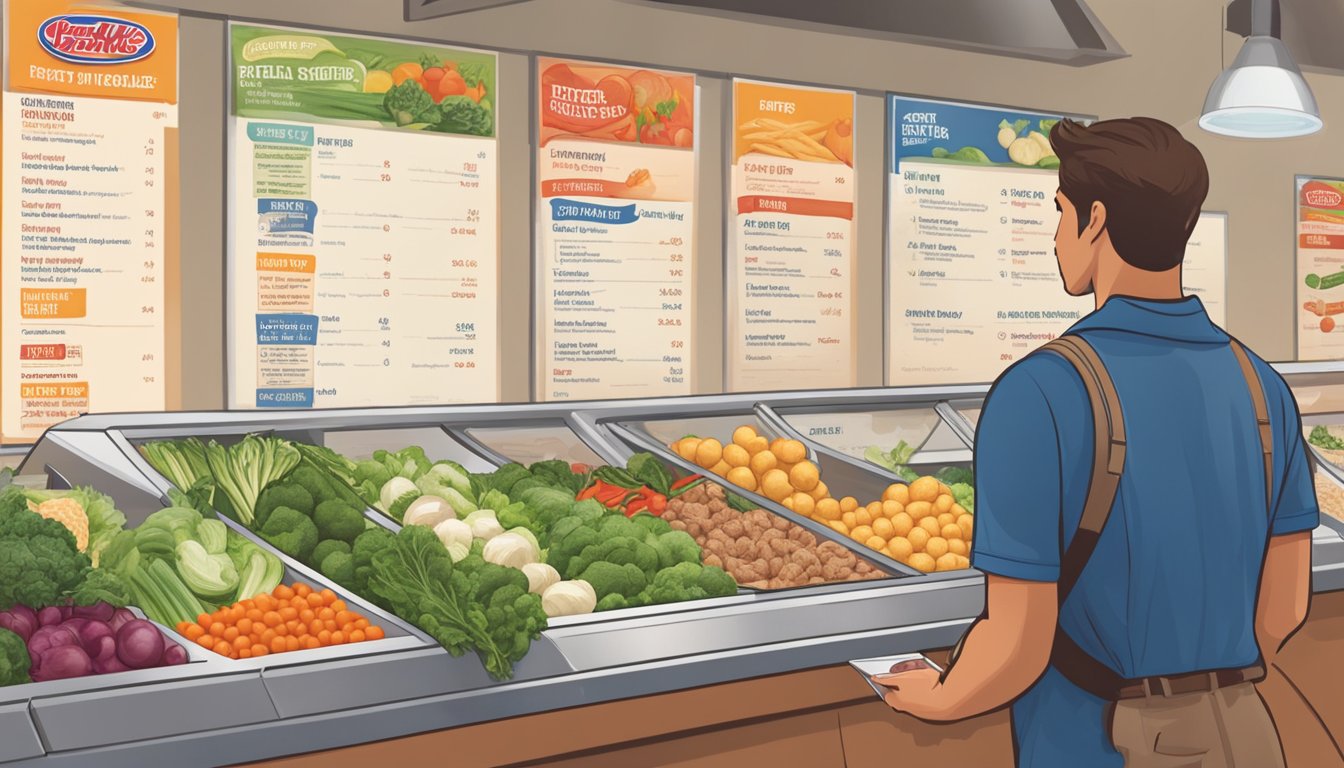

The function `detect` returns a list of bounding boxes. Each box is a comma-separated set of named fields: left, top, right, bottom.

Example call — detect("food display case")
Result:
left=4, top=376, right=1343, bottom=766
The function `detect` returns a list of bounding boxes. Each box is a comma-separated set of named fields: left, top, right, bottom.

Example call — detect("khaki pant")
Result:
left=1109, top=682, right=1285, bottom=768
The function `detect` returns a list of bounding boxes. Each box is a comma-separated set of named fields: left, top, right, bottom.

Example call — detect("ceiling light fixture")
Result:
left=1199, top=0, right=1321, bottom=138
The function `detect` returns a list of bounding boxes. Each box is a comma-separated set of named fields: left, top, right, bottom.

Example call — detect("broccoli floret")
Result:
left=351, top=527, right=395, bottom=596
left=631, top=512, right=671, bottom=539
left=311, top=539, right=352, bottom=566
left=353, top=459, right=393, bottom=490
left=313, top=500, right=366, bottom=544
left=576, top=561, right=647, bottom=600
left=651, top=530, right=702, bottom=570
left=466, top=560, right=530, bottom=604
left=0, top=627, right=30, bottom=686
left=594, top=592, right=629, bottom=612
left=545, top=523, right=600, bottom=578
left=481, top=584, right=546, bottom=664
left=258, top=506, right=319, bottom=563
left=320, top=551, right=354, bottom=586
left=70, top=568, right=130, bottom=608
left=289, top=466, right=335, bottom=504
left=597, top=515, right=644, bottom=541
left=0, top=489, right=92, bottom=609
left=383, top=79, right=435, bottom=126
left=255, top=483, right=313, bottom=529
left=640, top=561, right=735, bottom=606
left=565, top=536, right=661, bottom=581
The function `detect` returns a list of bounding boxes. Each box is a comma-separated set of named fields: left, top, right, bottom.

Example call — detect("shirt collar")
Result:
left=1067, top=295, right=1228, bottom=344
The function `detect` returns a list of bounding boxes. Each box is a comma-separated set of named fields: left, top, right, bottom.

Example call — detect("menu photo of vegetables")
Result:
left=895, top=98, right=1065, bottom=170
left=1296, top=177, right=1344, bottom=360
left=231, top=24, right=495, bottom=137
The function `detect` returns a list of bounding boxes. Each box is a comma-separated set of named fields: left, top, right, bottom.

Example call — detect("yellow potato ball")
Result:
left=937, top=512, right=957, bottom=528
left=908, top=553, right=937, bottom=573
left=777, top=462, right=796, bottom=478
left=749, top=450, right=778, bottom=476
left=789, top=461, right=820, bottom=492
left=938, top=482, right=954, bottom=499
left=723, top=444, right=750, bottom=468
left=851, top=525, right=874, bottom=543
left=828, top=520, right=849, bottom=536
left=883, top=483, right=911, bottom=505
left=782, top=497, right=795, bottom=510
left=908, top=477, right=941, bottom=503
left=791, top=492, right=816, bottom=516
left=761, top=469, right=792, bottom=501
left=865, top=501, right=884, bottom=517
left=841, top=511, right=858, bottom=530
left=769, top=438, right=787, bottom=455
left=816, top=498, right=842, bottom=521
left=907, top=527, right=930, bottom=552
left=925, top=536, right=950, bottom=560
left=695, top=438, right=723, bottom=469
left=871, top=517, right=895, bottom=539
left=777, top=439, right=808, bottom=464
left=891, top=512, right=914, bottom=537
left=948, top=538, right=969, bottom=556
left=855, top=508, right=873, bottom=527
left=712, top=461, right=732, bottom=477
left=957, top=514, right=974, bottom=540
left=887, top=537, right=914, bottom=562
left=866, top=535, right=889, bottom=552
left=934, top=494, right=955, bottom=515
left=746, top=436, right=770, bottom=455
left=919, top=517, right=942, bottom=537
left=809, top=481, right=830, bottom=501
left=726, top=466, right=757, bottom=491
left=935, top=553, right=961, bottom=572
left=955, top=554, right=971, bottom=568
left=677, top=438, right=701, bottom=461
left=905, top=501, right=933, bottom=521
left=882, top=500, right=905, bottom=519
left=732, top=425, right=757, bottom=447
left=951, top=504, right=968, bottom=518
left=839, top=496, right=859, bottom=514
left=942, top=523, right=963, bottom=541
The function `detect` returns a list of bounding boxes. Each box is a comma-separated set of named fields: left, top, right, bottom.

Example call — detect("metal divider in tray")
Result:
left=603, top=413, right=926, bottom=580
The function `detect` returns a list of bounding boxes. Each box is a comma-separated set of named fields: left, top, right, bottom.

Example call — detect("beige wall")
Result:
left=150, top=0, right=1344, bottom=408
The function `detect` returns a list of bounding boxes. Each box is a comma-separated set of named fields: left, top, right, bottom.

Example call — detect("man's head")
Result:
left=1049, top=117, right=1209, bottom=297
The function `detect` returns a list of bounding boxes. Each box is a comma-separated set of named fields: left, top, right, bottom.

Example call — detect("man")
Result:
left=874, top=117, right=1317, bottom=767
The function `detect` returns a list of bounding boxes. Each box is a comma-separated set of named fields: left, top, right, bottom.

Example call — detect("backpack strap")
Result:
left=1228, top=339, right=1274, bottom=513
left=1041, top=335, right=1125, bottom=605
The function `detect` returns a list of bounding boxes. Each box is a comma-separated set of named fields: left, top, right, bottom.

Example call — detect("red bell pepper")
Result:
left=625, top=498, right=649, bottom=517
left=577, top=484, right=599, bottom=501
left=648, top=493, right=667, bottom=514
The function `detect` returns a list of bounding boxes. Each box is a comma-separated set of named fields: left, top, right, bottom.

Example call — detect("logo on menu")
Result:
left=1305, top=188, right=1344, bottom=209
left=37, top=15, right=155, bottom=65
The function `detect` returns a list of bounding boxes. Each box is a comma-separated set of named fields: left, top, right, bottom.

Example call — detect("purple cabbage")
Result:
left=115, top=620, right=164, bottom=669
left=36, top=607, right=62, bottom=627
left=30, top=644, right=92, bottom=682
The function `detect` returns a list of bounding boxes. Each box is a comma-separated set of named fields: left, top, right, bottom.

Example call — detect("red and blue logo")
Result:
left=37, top=15, right=155, bottom=65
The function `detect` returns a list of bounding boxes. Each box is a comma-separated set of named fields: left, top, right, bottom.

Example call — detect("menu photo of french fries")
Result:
left=739, top=117, right=853, bottom=166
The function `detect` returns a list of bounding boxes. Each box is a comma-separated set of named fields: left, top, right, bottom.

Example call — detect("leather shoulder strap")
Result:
left=1041, top=335, right=1125, bottom=606
left=1227, top=339, right=1274, bottom=513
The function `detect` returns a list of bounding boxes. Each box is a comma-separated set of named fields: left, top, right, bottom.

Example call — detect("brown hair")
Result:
left=1049, top=117, right=1209, bottom=272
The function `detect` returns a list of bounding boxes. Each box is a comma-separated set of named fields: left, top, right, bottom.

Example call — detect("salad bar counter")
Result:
left=1, top=374, right=1342, bottom=767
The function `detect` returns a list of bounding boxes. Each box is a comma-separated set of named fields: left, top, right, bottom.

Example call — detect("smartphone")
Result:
left=848, top=654, right=943, bottom=700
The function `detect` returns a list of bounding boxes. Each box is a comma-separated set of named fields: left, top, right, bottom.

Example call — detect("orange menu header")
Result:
left=733, top=81, right=853, bottom=166
left=7, top=0, right=178, bottom=103
left=538, top=57, right=694, bottom=149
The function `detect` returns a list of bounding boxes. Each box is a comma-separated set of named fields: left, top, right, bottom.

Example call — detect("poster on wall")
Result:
left=1183, top=212, right=1227, bottom=327
left=1, top=0, right=178, bottom=442
left=1296, top=176, right=1344, bottom=360
left=228, top=24, right=499, bottom=409
left=727, top=79, right=856, bottom=392
left=886, top=96, right=1091, bottom=386
left=535, top=58, right=697, bottom=402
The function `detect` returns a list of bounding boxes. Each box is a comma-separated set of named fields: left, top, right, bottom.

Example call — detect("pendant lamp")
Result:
left=1199, top=0, right=1321, bottom=138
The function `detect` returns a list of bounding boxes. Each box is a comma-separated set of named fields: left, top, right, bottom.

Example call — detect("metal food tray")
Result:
left=1311, top=460, right=1344, bottom=539
left=763, top=399, right=975, bottom=474
left=601, top=414, right=926, bottom=579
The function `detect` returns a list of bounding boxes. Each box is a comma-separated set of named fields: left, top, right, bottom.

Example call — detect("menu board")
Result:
left=1, top=0, right=177, bottom=441
left=535, top=58, right=697, bottom=401
left=887, top=96, right=1089, bottom=386
left=1183, top=212, right=1227, bottom=327
left=727, top=79, right=856, bottom=392
left=228, top=24, right=499, bottom=409
left=1296, top=177, right=1344, bottom=360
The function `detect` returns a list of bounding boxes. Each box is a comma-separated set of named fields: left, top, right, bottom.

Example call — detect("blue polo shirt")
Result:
left=971, top=295, right=1319, bottom=767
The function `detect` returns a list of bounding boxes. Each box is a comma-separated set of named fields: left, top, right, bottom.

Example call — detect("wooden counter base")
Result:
left=242, top=593, right=1344, bottom=768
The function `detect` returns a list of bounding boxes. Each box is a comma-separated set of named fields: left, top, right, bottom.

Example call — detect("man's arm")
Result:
left=876, top=575, right=1056, bottom=722
left=1255, top=531, right=1311, bottom=669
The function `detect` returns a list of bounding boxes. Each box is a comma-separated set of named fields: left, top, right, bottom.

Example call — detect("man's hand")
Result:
left=873, top=667, right=951, bottom=722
